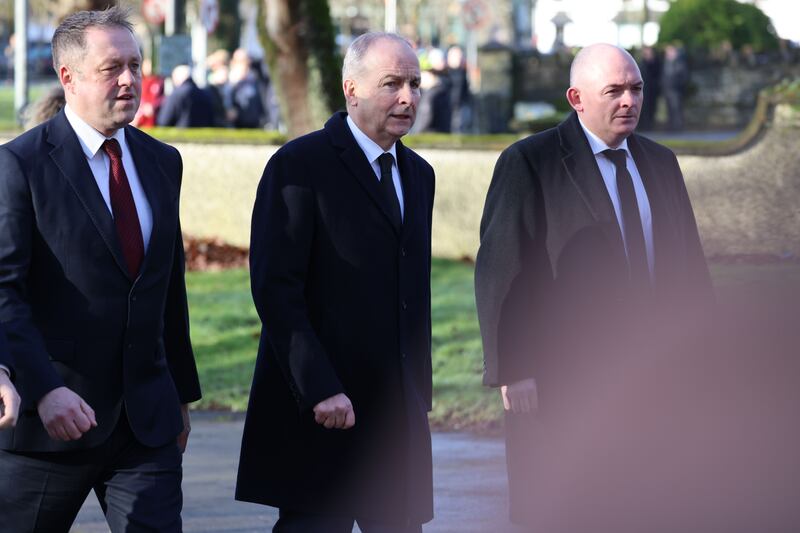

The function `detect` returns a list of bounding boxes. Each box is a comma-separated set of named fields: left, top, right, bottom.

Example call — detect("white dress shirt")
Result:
left=346, top=115, right=405, bottom=219
left=64, top=105, right=153, bottom=250
left=578, top=119, right=654, bottom=277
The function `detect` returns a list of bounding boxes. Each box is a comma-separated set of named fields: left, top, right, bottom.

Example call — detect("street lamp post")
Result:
left=14, top=0, right=28, bottom=125
left=385, top=0, right=397, bottom=32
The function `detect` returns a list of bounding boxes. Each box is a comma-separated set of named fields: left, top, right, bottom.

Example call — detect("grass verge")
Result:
left=188, top=258, right=800, bottom=432
left=187, top=258, right=501, bottom=429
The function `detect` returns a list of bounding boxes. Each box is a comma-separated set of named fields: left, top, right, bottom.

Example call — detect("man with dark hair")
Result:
left=0, top=7, right=200, bottom=531
left=237, top=31, right=435, bottom=532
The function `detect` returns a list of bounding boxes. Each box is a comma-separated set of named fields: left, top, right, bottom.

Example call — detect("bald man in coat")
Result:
left=475, top=44, right=713, bottom=529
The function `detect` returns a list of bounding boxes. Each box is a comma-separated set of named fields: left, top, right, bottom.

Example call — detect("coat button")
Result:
left=402, top=300, right=407, bottom=310
left=401, top=247, right=407, bottom=257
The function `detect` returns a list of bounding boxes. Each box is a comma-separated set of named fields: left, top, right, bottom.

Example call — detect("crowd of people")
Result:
left=132, top=47, right=279, bottom=130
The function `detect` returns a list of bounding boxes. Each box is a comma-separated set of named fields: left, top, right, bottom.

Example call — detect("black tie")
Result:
left=377, top=152, right=402, bottom=231
left=602, top=149, right=650, bottom=285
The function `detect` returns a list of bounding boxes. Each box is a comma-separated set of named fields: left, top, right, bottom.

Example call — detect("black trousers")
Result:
left=0, top=412, right=183, bottom=533
left=273, top=508, right=423, bottom=533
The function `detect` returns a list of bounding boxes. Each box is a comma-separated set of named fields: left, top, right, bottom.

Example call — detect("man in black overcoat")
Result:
left=475, top=43, right=713, bottom=529
left=237, top=32, right=435, bottom=533
left=0, top=8, right=201, bottom=531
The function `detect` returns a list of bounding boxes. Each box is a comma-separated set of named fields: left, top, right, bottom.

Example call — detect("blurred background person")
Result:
left=228, top=49, right=267, bottom=129
left=23, top=85, right=65, bottom=130
left=132, top=59, right=164, bottom=128
left=411, top=47, right=451, bottom=133
left=446, top=45, right=472, bottom=133
left=662, top=44, right=689, bottom=131
left=206, top=49, right=232, bottom=127
left=157, top=64, right=216, bottom=128
left=637, top=45, right=661, bottom=131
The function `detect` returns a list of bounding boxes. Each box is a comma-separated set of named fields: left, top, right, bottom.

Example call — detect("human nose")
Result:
left=398, top=83, right=414, bottom=105
left=620, top=89, right=636, bottom=107
left=118, top=67, right=136, bottom=86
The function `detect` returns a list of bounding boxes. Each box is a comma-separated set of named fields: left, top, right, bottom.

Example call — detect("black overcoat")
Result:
left=236, top=112, right=435, bottom=523
left=0, top=110, right=201, bottom=452
left=474, top=112, right=713, bottom=525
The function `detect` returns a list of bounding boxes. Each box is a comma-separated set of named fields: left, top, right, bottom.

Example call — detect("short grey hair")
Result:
left=342, top=32, right=414, bottom=81
left=52, top=6, right=135, bottom=71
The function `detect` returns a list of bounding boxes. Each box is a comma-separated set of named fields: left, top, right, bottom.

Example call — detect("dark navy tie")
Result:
left=603, top=148, right=649, bottom=285
left=377, top=152, right=402, bottom=231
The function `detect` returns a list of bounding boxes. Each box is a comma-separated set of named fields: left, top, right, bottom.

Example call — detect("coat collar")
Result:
left=325, top=111, right=417, bottom=240
left=45, top=110, right=166, bottom=282
left=557, top=111, right=627, bottom=261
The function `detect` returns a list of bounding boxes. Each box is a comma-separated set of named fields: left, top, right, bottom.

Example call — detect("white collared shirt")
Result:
left=64, top=105, right=153, bottom=250
left=578, top=119, right=654, bottom=277
left=346, top=115, right=405, bottom=219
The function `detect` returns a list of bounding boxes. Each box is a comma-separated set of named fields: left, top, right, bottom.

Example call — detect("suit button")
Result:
left=131, top=296, right=137, bottom=302
left=401, top=352, right=407, bottom=359
left=401, top=247, right=407, bottom=257
left=402, top=300, right=407, bottom=310
left=127, top=343, right=133, bottom=349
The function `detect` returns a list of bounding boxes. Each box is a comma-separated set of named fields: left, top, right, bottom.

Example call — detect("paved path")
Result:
left=71, top=413, right=521, bottom=533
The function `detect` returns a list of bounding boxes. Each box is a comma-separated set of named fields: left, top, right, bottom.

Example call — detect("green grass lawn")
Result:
left=187, top=259, right=800, bottom=431
left=186, top=258, right=500, bottom=430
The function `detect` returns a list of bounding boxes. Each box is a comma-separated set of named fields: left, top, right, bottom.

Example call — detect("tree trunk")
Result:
left=263, top=0, right=315, bottom=138
left=260, top=0, right=342, bottom=139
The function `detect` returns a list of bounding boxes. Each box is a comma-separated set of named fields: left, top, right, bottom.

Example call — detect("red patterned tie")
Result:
left=102, top=138, right=144, bottom=279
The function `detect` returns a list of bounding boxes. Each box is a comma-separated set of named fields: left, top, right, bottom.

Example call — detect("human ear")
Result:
left=566, top=87, right=583, bottom=112
left=343, top=79, right=357, bottom=106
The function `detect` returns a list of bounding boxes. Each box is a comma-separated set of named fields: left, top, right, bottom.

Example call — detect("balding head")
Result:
left=569, top=43, right=640, bottom=89
left=566, top=43, right=643, bottom=147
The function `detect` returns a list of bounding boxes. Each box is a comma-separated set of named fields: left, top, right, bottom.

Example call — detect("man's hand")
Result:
left=0, top=369, right=20, bottom=429
left=37, top=386, right=97, bottom=441
left=500, top=378, right=539, bottom=414
left=177, top=403, right=191, bottom=453
left=313, top=393, right=355, bottom=429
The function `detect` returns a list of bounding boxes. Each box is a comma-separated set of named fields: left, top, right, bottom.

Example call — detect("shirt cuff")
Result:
left=0, top=364, right=9, bottom=378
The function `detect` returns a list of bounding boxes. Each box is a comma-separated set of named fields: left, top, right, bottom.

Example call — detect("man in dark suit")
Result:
left=156, top=64, right=216, bottom=128
left=0, top=325, right=20, bottom=429
left=475, top=43, right=713, bottom=528
left=0, top=8, right=201, bottom=532
left=236, top=32, right=435, bottom=532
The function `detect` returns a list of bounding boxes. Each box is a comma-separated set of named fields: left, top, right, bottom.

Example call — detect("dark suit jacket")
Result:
left=157, top=79, right=216, bottom=128
left=476, top=111, right=712, bottom=388
left=0, top=110, right=201, bottom=452
left=474, top=111, right=713, bottom=525
left=0, top=324, right=12, bottom=380
left=236, top=112, right=435, bottom=523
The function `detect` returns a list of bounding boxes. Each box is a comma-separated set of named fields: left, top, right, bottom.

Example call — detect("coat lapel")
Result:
left=46, top=111, right=130, bottom=278
left=395, top=140, right=418, bottom=241
left=325, top=112, right=402, bottom=238
left=627, top=134, right=670, bottom=285
left=557, top=112, right=627, bottom=260
left=124, top=126, right=169, bottom=280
